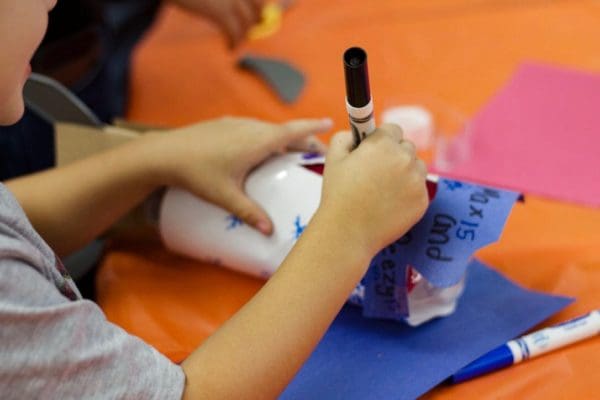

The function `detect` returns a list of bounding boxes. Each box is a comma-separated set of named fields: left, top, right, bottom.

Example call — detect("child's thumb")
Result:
left=221, top=184, right=273, bottom=235
left=327, top=131, right=354, bottom=162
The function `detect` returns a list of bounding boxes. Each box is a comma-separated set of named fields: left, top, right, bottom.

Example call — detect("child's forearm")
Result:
left=6, top=138, right=159, bottom=256
left=180, top=209, right=374, bottom=400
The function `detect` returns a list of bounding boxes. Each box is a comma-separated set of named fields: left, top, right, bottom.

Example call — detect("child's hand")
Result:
left=145, top=117, right=331, bottom=235
left=171, top=0, right=266, bottom=48
left=317, top=124, right=429, bottom=255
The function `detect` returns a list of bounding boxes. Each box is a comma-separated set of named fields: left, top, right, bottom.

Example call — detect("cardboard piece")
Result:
left=54, top=122, right=163, bottom=245
left=435, top=63, right=600, bottom=207
left=281, top=259, right=573, bottom=400
left=55, top=123, right=140, bottom=166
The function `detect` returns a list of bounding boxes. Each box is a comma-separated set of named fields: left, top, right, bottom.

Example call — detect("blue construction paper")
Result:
left=362, top=255, right=410, bottom=319
left=281, top=260, right=572, bottom=400
left=407, top=179, right=520, bottom=286
left=391, top=178, right=521, bottom=287
left=361, top=178, right=520, bottom=320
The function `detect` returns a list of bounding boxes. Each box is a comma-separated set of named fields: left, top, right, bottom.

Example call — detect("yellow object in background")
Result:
left=248, top=3, right=283, bottom=40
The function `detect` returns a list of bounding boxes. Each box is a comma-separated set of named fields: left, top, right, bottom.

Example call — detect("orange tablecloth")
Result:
left=97, top=1, right=600, bottom=398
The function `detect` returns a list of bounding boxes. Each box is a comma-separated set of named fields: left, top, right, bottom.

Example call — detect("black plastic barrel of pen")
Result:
left=344, top=47, right=376, bottom=148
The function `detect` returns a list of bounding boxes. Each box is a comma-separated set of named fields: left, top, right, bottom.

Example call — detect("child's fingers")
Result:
left=235, top=0, right=258, bottom=33
left=326, top=131, right=353, bottom=163
left=399, top=139, right=417, bottom=159
left=243, top=0, right=262, bottom=23
left=286, top=136, right=328, bottom=154
left=222, top=13, right=244, bottom=48
left=366, top=123, right=404, bottom=144
left=251, top=0, right=266, bottom=11
left=219, top=184, right=273, bottom=235
left=277, top=118, right=333, bottom=144
left=416, top=158, right=428, bottom=179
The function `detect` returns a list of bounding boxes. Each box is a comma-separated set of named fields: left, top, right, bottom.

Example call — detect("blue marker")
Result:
left=452, top=310, right=600, bottom=383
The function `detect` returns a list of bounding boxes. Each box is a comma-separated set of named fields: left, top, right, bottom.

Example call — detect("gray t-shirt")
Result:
left=0, top=184, right=185, bottom=399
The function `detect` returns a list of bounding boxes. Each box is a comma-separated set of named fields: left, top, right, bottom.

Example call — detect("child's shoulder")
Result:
left=0, top=184, right=36, bottom=250
left=0, top=184, right=62, bottom=286
left=0, top=184, right=44, bottom=250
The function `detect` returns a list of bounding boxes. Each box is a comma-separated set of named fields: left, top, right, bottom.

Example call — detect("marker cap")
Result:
left=451, top=344, right=514, bottom=383
left=344, top=47, right=371, bottom=108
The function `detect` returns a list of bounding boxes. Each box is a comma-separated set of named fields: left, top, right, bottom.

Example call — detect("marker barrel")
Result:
left=346, top=98, right=375, bottom=145
left=452, top=310, right=600, bottom=383
left=451, top=344, right=514, bottom=383
left=511, top=310, right=600, bottom=361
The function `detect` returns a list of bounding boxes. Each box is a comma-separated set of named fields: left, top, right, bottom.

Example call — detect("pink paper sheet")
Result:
left=435, top=63, right=600, bottom=207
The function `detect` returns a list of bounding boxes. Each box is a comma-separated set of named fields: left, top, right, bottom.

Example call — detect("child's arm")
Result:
left=180, top=125, right=428, bottom=399
left=6, top=117, right=329, bottom=256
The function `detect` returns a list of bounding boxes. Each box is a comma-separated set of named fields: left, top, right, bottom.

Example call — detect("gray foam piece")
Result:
left=239, top=54, right=305, bottom=104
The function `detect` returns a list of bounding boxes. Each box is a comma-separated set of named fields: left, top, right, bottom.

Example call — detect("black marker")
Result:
left=344, top=47, right=376, bottom=147
left=343, top=46, right=440, bottom=186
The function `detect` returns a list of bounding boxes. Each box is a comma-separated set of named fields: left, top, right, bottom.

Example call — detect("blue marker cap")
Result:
left=451, top=344, right=515, bottom=383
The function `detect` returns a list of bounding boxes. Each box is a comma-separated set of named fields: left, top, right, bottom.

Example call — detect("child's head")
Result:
left=0, top=0, right=56, bottom=126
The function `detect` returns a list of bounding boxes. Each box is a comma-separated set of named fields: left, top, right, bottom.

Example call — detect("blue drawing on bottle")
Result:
left=302, top=152, right=321, bottom=160
left=260, top=270, right=272, bottom=279
left=293, top=215, right=307, bottom=239
left=443, top=180, right=465, bottom=191
left=226, top=214, right=244, bottom=230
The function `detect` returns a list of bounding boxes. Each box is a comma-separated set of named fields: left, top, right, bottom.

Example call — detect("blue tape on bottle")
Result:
left=361, top=178, right=520, bottom=320
left=361, top=250, right=409, bottom=320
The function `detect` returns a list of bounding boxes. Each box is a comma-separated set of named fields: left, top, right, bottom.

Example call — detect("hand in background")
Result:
left=318, top=124, right=429, bottom=255
left=144, top=117, right=331, bottom=235
left=171, top=0, right=267, bottom=48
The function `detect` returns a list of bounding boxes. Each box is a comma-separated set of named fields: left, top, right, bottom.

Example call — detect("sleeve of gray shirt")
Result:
left=0, top=259, right=186, bottom=399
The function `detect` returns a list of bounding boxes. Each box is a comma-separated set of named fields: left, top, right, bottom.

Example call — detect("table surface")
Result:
left=97, top=1, right=600, bottom=398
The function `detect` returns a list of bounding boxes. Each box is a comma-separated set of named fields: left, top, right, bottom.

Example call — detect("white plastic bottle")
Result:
left=154, top=153, right=465, bottom=325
